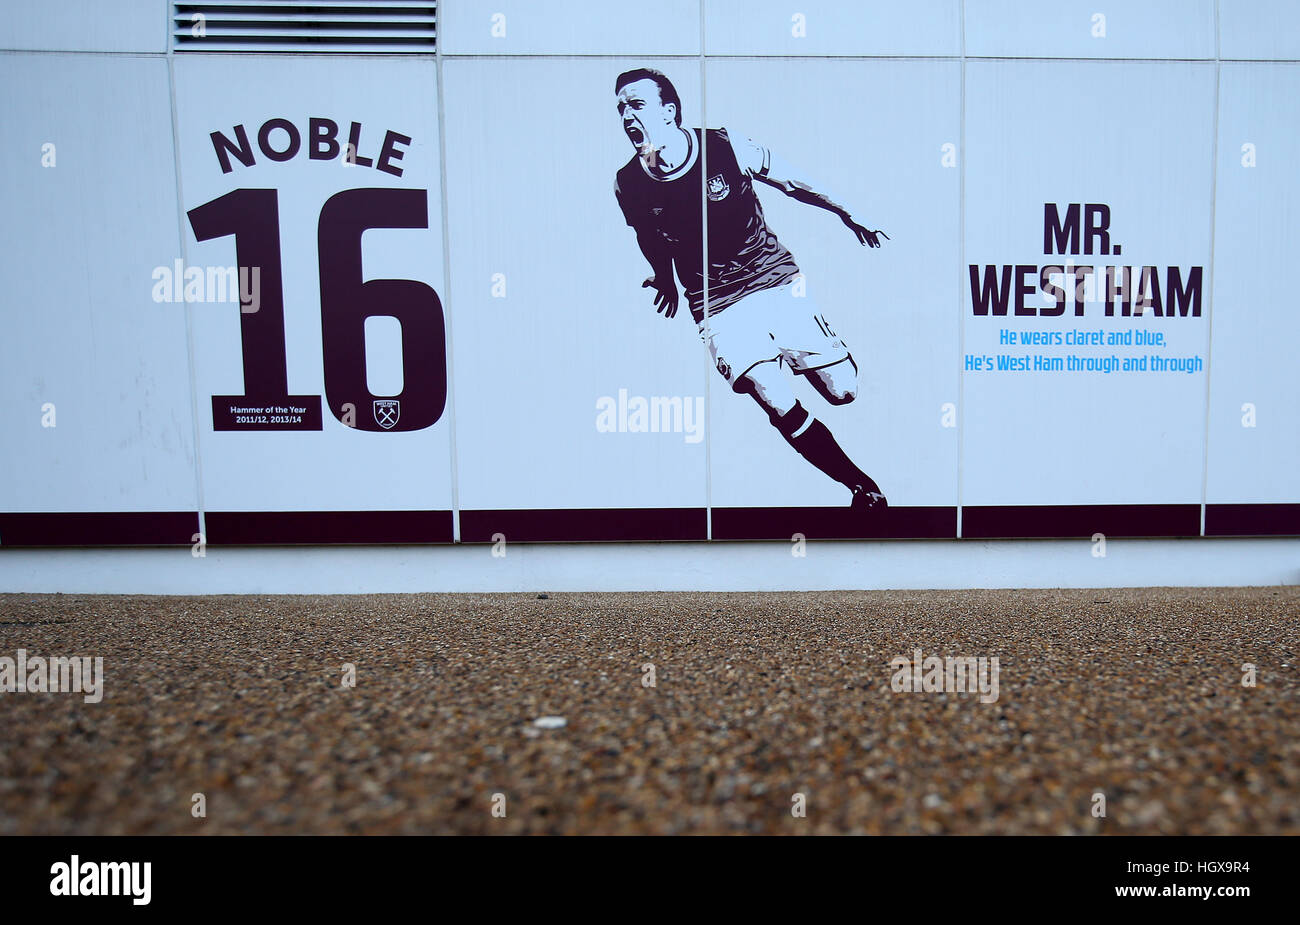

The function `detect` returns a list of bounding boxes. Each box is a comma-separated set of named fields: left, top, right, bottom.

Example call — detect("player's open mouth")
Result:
left=625, top=124, right=644, bottom=145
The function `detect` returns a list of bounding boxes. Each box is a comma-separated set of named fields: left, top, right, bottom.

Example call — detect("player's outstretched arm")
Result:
left=736, top=135, right=889, bottom=248
left=635, top=228, right=679, bottom=318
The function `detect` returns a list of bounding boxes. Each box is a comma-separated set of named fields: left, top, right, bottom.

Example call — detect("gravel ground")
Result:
left=0, top=587, right=1296, bottom=835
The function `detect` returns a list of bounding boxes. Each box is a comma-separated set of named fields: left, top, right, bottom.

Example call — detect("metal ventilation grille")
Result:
left=173, top=1, right=436, bottom=53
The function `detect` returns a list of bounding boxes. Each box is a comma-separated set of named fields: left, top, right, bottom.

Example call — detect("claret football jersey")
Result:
left=615, top=127, right=800, bottom=323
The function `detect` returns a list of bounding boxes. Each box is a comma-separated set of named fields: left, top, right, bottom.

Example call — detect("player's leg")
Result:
left=791, top=310, right=859, bottom=404
left=735, top=359, right=886, bottom=512
left=735, top=356, right=798, bottom=417
left=738, top=366, right=886, bottom=507
left=705, top=287, right=885, bottom=513
left=805, top=354, right=859, bottom=406
left=766, top=298, right=885, bottom=511
left=702, top=291, right=804, bottom=427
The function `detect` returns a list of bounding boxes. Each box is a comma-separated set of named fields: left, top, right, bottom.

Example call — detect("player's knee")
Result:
left=749, top=384, right=797, bottom=421
left=739, top=367, right=796, bottom=419
left=766, top=395, right=799, bottom=420
left=821, top=356, right=858, bottom=404
left=825, top=382, right=857, bottom=405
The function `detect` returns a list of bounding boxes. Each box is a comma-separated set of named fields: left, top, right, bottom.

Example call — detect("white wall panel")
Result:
left=962, top=60, right=1215, bottom=508
left=704, top=58, right=961, bottom=511
left=0, top=54, right=196, bottom=514
left=442, top=57, right=708, bottom=515
left=174, top=55, right=452, bottom=516
left=1205, top=63, right=1300, bottom=506
left=440, top=0, right=700, bottom=56
left=1219, top=0, right=1300, bottom=61
left=0, top=0, right=165, bottom=54
left=964, top=0, right=1215, bottom=60
left=704, top=0, right=959, bottom=57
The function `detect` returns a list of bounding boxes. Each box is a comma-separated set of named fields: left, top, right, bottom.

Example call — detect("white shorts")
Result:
left=699, top=284, right=851, bottom=391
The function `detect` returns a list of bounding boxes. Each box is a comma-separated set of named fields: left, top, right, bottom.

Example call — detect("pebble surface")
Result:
left=0, top=587, right=1295, bottom=835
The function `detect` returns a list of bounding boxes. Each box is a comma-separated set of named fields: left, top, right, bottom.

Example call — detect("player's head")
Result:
left=615, top=68, right=681, bottom=152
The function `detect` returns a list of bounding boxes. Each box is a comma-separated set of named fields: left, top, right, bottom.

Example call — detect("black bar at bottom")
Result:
left=0, top=835, right=1282, bottom=912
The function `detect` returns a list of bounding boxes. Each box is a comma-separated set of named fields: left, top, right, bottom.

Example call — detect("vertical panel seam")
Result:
left=165, top=9, right=207, bottom=545
left=700, top=1, right=712, bottom=541
left=1200, top=0, right=1222, bottom=537
left=956, top=0, right=967, bottom=540
left=435, top=22, right=463, bottom=542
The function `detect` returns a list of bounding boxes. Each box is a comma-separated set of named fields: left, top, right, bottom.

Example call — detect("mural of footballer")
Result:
left=613, top=68, right=889, bottom=515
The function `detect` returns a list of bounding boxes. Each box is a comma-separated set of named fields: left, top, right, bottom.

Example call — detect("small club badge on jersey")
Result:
left=707, top=174, right=730, bottom=201
left=373, top=399, right=400, bottom=429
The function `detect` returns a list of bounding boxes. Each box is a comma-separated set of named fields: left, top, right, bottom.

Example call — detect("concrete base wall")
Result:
left=2, top=538, right=1298, bottom=594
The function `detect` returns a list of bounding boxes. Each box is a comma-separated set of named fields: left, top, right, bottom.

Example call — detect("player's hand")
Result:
left=643, top=276, right=679, bottom=318
left=844, top=217, right=889, bottom=248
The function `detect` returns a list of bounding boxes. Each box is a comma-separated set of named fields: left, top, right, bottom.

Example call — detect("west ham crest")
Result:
left=373, top=399, right=400, bottom=429
left=707, top=173, right=730, bottom=201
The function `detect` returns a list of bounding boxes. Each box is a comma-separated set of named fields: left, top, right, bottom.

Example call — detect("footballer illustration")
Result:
left=613, top=68, right=889, bottom=514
